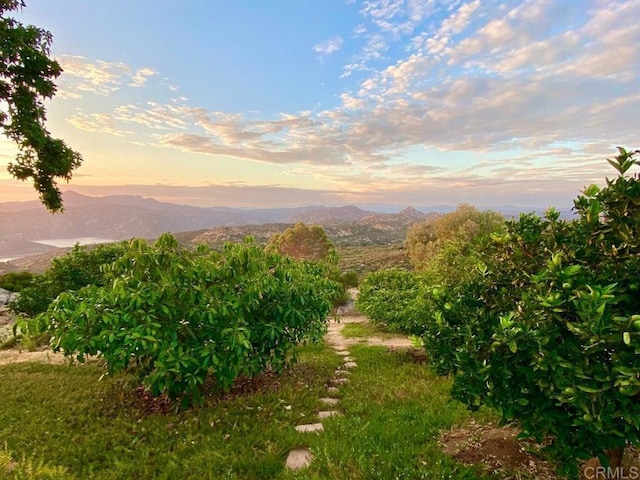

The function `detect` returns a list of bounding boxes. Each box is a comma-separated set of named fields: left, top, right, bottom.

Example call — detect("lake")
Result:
left=32, top=237, right=117, bottom=248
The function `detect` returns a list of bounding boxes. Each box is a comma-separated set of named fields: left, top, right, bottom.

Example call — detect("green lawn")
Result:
left=340, top=321, right=407, bottom=340
left=0, top=342, right=488, bottom=479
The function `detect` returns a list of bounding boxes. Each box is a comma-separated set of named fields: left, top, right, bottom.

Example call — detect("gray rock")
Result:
left=0, top=288, right=16, bottom=308
left=285, top=449, right=313, bottom=470
left=295, top=423, right=324, bottom=433
left=318, top=410, right=341, bottom=419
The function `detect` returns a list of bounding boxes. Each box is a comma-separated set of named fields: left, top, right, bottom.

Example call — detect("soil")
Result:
left=441, top=420, right=558, bottom=479
left=327, top=315, right=414, bottom=349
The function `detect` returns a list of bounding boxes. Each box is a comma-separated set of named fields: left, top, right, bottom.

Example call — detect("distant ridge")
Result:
left=0, top=192, right=574, bottom=258
left=397, top=206, right=424, bottom=218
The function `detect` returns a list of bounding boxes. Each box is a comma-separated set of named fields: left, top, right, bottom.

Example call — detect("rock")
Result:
left=343, top=361, right=358, bottom=369
left=320, top=398, right=340, bottom=405
left=285, top=448, right=313, bottom=470
left=0, top=288, right=16, bottom=308
left=295, top=423, right=324, bottom=433
left=318, top=410, right=341, bottom=419
left=336, top=299, right=358, bottom=316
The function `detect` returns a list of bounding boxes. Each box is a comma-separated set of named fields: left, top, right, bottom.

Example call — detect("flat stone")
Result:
left=335, top=369, right=351, bottom=376
left=295, top=423, right=324, bottom=433
left=342, top=356, right=355, bottom=362
left=331, top=377, right=349, bottom=385
left=326, top=386, right=340, bottom=394
left=319, top=397, right=340, bottom=405
left=318, top=410, right=341, bottom=419
left=343, top=361, right=358, bottom=369
left=285, top=448, right=313, bottom=470
left=335, top=350, right=350, bottom=356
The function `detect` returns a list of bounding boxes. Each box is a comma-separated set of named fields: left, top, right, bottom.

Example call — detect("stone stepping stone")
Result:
left=295, top=423, right=324, bottom=433
left=335, top=350, right=350, bottom=356
left=320, top=397, right=340, bottom=405
left=342, top=356, right=355, bottom=362
left=331, top=377, right=349, bottom=385
left=335, top=369, right=351, bottom=376
left=326, top=386, right=340, bottom=394
left=318, top=410, right=341, bottom=419
left=285, top=448, right=313, bottom=470
left=343, top=361, right=358, bottom=369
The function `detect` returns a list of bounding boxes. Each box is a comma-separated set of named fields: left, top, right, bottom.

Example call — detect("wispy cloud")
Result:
left=130, top=68, right=158, bottom=87
left=55, top=1, right=639, bottom=207
left=57, top=55, right=159, bottom=98
left=313, top=35, right=344, bottom=56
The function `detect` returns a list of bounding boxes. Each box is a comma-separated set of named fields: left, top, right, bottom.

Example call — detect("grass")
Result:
left=340, top=321, right=406, bottom=340
left=337, top=244, right=411, bottom=277
left=0, top=341, right=491, bottom=479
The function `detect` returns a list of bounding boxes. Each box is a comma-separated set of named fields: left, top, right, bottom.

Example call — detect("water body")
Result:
left=32, top=237, right=116, bottom=248
left=0, top=257, right=20, bottom=263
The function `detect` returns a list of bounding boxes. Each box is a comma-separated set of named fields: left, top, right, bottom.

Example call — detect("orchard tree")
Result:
left=1, top=0, right=82, bottom=212
left=425, top=148, right=640, bottom=477
left=266, top=222, right=336, bottom=262
left=405, top=204, right=503, bottom=268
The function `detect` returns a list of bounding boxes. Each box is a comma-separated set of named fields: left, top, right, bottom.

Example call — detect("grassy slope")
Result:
left=337, top=244, right=411, bottom=277
left=0, top=342, right=489, bottom=479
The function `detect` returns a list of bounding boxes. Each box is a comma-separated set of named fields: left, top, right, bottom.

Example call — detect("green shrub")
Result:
left=356, top=269, right=428, bottom=335
left=26, top=234, right=340, bottom=405
left=427, top=148, right=640, bottom=477
left=9, top=242, right=127, bottom=317
left=0, top=271, right=34, bottom=292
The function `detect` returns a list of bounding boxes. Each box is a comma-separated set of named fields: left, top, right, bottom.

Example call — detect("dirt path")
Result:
left=0, top=348, right=66, bottom=366
left=326, top=315, right=414, bottom=350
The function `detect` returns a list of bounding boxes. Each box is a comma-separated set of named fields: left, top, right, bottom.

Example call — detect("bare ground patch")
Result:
left=0, top=348, right=67, bottom=366
left=326, top=316, right=414, bottom=350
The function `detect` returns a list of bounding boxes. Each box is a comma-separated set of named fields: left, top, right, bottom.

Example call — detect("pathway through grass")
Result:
left=0, top=316, right=488, bottom=479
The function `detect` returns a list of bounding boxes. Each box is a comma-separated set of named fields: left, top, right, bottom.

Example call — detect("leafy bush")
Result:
left=405, top=204, right=503, bottom=268
left=0, top=271, right=34, bottom=292
left=26, top=234, right=340, bottom=404
left=266, top=222, right=336, bottom=262
left=356, top=269, right=428, bottom=335
left=427, top=148, right=640, bottom=476
left=10, top=242, right=127, bottom=317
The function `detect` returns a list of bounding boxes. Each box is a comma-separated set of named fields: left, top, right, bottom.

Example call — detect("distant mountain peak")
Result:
left=398, top=206, right=424, bottom=218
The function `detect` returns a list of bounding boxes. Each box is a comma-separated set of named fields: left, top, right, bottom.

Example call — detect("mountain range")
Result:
left=1, top=191, right=573, bottom=260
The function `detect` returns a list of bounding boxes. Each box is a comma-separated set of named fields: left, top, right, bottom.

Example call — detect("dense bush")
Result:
left=426, top=148, right=640, bottom=476
left=25, top=234, right=340, bottom=404
left=10, top=242, right=127, bottom=317
left=0, top=271, right=34, bottom=292
left=356, top=269, right=427, bottom=335
left=266, top=222, right=336, bottom=262
left=405, top=204, right=503, bottom=268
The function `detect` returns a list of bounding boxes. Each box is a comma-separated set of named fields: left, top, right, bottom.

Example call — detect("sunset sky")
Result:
left=1, top=0, right=638, bottom=209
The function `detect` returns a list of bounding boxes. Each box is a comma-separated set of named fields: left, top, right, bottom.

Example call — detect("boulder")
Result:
left=0, top=288, right=16, bottom=308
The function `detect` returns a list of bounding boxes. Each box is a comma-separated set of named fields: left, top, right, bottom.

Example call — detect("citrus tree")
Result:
left=427, top=148, right=640, bottom=476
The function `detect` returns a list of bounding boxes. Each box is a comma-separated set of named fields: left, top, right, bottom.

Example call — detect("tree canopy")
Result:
left=405, top=204, right=504, bottom=268
left=1, top=0, right=82, bottom=212
left=266, top=222, right=337, bottom=262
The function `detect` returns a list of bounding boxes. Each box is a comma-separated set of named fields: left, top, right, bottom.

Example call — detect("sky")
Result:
left=0, top=0, right=638, bottom=210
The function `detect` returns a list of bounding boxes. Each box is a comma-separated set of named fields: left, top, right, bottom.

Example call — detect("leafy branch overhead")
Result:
left=0, top=0, right=82, bottom=212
